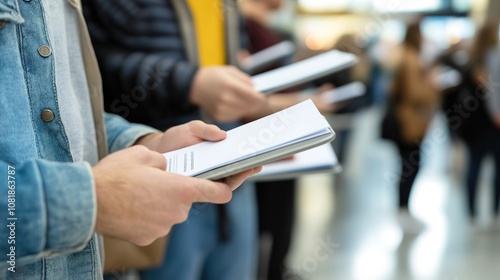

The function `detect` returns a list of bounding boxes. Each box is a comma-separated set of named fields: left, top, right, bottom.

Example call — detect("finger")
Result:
left=190, top=179, right=233, bottom=204
left=187, top=121, right=227, bottom=142
left=146, top=150, right=168, bottom=170
left=223, top=168, right=258, bottom=191
left=237, top=50, right=251, bottom=64
left=229, top=80, right=265, bottom=103
left=317, top=83, right=334, bottom=94
left=228, top=67, right=252, bottom=85
left=221, top=92, right=249, bottom=112
left=131, top=145, right=167, bottom=170
left=213, top=99, right=251, bottom=122
left=211, top=94, right=249, bottom=122
left=252, top=166, right=262, bottom=174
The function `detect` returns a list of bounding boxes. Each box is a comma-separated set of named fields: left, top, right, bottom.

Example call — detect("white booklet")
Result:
left=251, top=143, right=342, bottom=182
left=163, top=100, right=335, bottom=180
left=241, top=41, right=296, bottom=74
left=252, top=50, right=358, bottom=94
left=321, top=81, right=366, bottom=104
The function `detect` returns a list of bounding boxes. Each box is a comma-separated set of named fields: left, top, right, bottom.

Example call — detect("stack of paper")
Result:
left=251, top=143, right=342, bottom=182
left=241, top=41, right=296, bottom=74
left=163, top=100, right=335, bottom=180
left=252, top=50, right=358, bottom=94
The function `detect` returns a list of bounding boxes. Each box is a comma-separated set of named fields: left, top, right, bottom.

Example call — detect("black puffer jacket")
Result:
left=83, top=0, right=248, bottom=130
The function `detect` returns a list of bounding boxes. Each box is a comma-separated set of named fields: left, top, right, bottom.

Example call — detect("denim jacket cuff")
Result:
left=104, top=113, right=160, bottom=153
left=37, top=160, right=97, bottom=254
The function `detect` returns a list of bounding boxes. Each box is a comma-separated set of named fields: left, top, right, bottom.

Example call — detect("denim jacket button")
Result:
left=38, top=45, right=52, bottom=57
left=41, top=109, right=55, bottom=122
left=0, top=21, right=5, bottom=29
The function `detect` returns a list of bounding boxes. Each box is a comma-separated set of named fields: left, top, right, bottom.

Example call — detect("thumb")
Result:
left=188, top=121, right=227, bottom=142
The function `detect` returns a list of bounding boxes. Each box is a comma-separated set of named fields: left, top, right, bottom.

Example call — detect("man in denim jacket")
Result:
left=0, top=0, right=259, bottom=279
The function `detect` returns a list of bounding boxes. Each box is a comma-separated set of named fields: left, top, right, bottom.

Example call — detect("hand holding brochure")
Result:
left=252, top=50, right=358, bottom=94
left=163, top=100, right=335, bottom=180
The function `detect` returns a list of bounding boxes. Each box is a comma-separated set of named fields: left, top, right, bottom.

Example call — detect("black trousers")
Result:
left=256, top=179, right=296, bottom=280
left=381, top=106, right=421, bottom=209
left=465, top=131, right=500, bottom=218
left=397, top=142, right=421, bottom=209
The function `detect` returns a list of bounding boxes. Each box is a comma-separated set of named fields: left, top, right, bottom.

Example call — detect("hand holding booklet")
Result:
left=162, top=100, right=335, bottom=180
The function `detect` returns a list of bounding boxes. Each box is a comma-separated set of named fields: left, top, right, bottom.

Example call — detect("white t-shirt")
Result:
left=42, top=0, right=99, bottom=165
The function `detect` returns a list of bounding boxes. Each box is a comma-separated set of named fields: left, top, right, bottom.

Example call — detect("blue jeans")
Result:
left=141, top=182, right=258, bottom=280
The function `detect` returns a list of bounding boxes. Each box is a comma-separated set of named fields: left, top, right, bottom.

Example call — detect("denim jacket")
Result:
left=0, top=0, right=157, bottom=279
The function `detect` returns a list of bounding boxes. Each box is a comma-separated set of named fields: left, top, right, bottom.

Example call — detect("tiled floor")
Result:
left=287, top=107, right=500, bottom=280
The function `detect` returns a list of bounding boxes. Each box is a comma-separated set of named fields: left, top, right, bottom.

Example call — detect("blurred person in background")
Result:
left=241, top=0, right=340, bottom=278
left=83, top=0, right=265, bottom=279
left=381, top=21, right=440, bottom=234
left=437, top=41, right=471, bottom=140
left=456, top=21, right=500, bottom=225
left=312, top=33, right=373, bottom=162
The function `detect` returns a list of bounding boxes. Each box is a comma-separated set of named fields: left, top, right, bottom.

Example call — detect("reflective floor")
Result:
left=288, top=107, right=500, bottom=280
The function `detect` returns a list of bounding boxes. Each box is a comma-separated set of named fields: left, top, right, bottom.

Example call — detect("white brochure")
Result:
left=163, top=100, right=335, bottom=180
left=251, top=143, right=342, bottom=181
left=241, top=41, right=296, bottom=74
left=252, top=50, right=358, bottom=94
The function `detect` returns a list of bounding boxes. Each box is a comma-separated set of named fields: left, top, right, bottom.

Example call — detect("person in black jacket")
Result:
left=83, top=0, right=264, bottom=128
left=454, top=22, right=500, bottom=222
left=83, top=1, right=265, bottom=279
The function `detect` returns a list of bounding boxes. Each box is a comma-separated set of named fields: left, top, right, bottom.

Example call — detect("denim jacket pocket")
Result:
left=0, top=0, right=24, bottom=24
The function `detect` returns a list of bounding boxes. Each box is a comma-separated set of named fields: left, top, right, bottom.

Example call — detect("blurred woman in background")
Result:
left=382, top=21, right=440, bottom=233
left=460, top=22, right=500, bottom=224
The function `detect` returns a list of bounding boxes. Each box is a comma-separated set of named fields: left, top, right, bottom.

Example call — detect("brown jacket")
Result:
left=391, top=48, right=440, bottom=143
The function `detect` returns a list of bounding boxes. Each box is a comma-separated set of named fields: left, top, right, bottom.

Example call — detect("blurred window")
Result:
left=298, top=0, right=471, bottom=13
